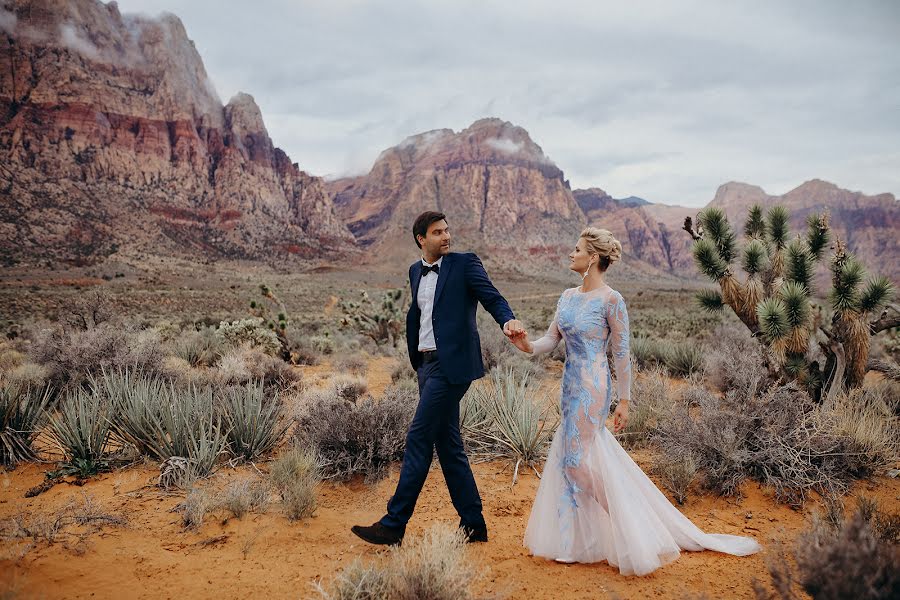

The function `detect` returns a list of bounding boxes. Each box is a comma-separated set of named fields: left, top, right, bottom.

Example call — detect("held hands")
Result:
left=503, top=319, right=533, bottom=353
left=612, top=400, right=629, bottom=434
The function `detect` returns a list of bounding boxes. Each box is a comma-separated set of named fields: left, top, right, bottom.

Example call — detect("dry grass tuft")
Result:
left=313, top=524, right=484, bottom=600
left=269, top=447, right=319, bottom=521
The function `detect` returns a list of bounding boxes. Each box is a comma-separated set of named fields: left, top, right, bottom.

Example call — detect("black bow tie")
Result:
left=421, top=263, right=440, bottom=277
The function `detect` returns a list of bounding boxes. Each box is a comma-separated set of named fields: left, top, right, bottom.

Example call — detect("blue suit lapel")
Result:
left=411, top=262, right=423, bottom=301
left=433, top=253, right=453, bottom=305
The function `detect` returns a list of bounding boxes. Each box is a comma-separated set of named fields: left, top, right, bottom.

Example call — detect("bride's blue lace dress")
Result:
left=523, top=285, right=760, bottom=575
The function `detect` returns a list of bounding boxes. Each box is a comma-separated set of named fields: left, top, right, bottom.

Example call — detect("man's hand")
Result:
left=613, top=400, right=629, bottom=434
left=503, top=319, right=525, bottom=338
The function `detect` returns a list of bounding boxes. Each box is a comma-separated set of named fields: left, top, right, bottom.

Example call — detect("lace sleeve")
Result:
left=530, top=297, right=564, bottom=355
left=607, top=291, right=632, bottom=402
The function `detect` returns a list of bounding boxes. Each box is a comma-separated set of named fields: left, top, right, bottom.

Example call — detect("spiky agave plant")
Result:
left=0, top=381, right=53, bottom=465
left=478, top=367, right=557, bottom=484
left=222, top=380, right=290, bottom=461
left=48, top=388, right=111, bottom=477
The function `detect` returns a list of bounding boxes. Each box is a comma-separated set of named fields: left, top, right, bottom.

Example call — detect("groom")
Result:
left=351, top=211, right=525, bottom=546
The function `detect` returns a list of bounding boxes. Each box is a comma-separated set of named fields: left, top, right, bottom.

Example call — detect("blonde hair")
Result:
left=580, top=227, right=622, bottom=271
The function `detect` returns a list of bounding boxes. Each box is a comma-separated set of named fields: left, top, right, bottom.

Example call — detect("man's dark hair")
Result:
left=412, top=211, right=447, bottom=248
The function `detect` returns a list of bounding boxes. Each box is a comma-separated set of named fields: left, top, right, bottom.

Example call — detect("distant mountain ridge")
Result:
left=0, top=0, right=352, bottom=267
left=1, top=1, right=895, bottom=283
left=326, top=118, right=586, bottom=271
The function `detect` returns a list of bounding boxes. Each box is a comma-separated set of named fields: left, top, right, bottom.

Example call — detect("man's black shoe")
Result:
left=351, top=522, right=405, bottom=546
left=461, top=524, right=488, bottom=543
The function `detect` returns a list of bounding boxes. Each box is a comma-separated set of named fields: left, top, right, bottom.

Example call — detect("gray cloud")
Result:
left=114, top=0, right=899, bottom=206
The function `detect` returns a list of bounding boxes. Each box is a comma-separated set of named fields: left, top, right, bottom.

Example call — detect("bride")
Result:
left=508, top=227, right=760, bottom=576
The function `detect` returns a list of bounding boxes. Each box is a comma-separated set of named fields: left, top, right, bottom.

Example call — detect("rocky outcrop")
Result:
left=327, top=118, right=586, bottom=268
left=573, top=189, right=694, bottom=273
left=0, top=0, right=352, bottom=266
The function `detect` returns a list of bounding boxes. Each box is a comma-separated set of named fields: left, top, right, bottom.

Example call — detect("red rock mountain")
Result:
left=326, top=119, right=586, bottom=269
left=573, top=188, right=694, bottom=274
left=0, top=0, right=352, bottom=266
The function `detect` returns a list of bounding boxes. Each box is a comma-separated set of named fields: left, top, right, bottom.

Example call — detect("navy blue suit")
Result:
left=380, top=252, right=515, bottom=531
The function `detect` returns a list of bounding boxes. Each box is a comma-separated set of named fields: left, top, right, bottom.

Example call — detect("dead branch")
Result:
left=866, top=359, right=900, bottom=382
left=869, top=303, right=900, bottom=335
left=683, top=216, right=703, bottom=240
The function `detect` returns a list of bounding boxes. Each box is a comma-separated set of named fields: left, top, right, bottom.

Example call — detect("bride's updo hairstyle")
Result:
left=580, top=227, right=622, bottom=272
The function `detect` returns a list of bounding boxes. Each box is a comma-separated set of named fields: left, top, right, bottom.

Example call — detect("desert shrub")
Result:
left=816, top=386, right=899, bottom=477
left=655, top=380, right=898, bottom=505
left=0, top=381, right=53, bottom=466
left=333, top=353, right=368, bottom=376
left=703, top=324, right=768, bottom=402
left=170, top=326, right=222, bottom=367
left=755, top=502, right=900, bottom=600
left=269, top=447, right=319, bottom=520
left=313, top=524, right=483, bottom=600
left=329, top=374, right=368, bottom=402
left=217, top=345, right=302, bottom=390
left=221, top=381, right=290, bottom=461
left=222, top=477, right=270, bottom=519
left=313, top=559, right=393, bottom=600
left=181, top=488, right=212, bottom=530
left=461, top=367, right=556, bottom=483
left=294, top=383, right=415, bottom=482
left=32, top=323, right=164, bottom=389
left=391, top=358, right=416, bottom=384
left=663, top=342, right=705, bottom=378
left=3, top=361, right=49, bottom=389
left=0, top=341, right=25, bottom=373
left=616, top=366, right=672, bottom=449
left=47, top=388, right=111, bottom=478
left=651, top=453, right=697, bottom=505
left=307, top=334, right=335, bottom=356
left=216, top=318, right=282, bottom=356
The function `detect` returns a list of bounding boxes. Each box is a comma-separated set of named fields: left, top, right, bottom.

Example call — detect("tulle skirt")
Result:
left=524, top=426, right=761, bottom=576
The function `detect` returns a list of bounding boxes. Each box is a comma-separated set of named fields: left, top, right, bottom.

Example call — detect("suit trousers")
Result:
left=379, top=359, right=485, bottom=530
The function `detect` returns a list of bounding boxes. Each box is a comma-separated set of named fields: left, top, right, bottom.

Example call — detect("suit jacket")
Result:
left=406, top=252, right=515, bottom=385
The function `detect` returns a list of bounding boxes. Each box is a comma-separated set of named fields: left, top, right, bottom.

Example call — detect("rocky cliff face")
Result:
left=327, top=118, right=586, bottom=268
left=0, top=0, right=352, bottom=266
left=573, top=189, right=694, bottom=274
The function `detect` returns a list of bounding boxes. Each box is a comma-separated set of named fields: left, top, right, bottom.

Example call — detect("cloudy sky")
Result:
left=114, top=0, right=899, bottom=206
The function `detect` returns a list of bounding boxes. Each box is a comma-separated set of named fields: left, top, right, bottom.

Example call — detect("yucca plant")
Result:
left=684, top=206, right=896, bottom=399
left=630, top=334, right=668, bottom=368
left=100, top=370, right=227, bottom=477
left=221, top=381, right=290, bottom=461
left=48, top=388, right=111, bottom=477
left=663, top=343, right=705, bottom=378
left=473, top=367, right=557, bottom=484
left=0, top=381, right=53, bottom=465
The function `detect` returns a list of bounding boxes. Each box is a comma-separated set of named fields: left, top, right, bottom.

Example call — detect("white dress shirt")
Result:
left=417, top=256, right=443, bottom=351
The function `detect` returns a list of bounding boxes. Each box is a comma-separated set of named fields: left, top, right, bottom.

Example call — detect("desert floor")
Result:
left=2, top=357, right=898, bottom=600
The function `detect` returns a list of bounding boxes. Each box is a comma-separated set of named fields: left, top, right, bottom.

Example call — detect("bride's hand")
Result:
left=613, top=400, right=629, bottom=433
left=508, top=331, right=533, bottom=354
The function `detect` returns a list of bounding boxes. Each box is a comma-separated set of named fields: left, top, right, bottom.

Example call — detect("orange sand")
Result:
left=2, top=360, right=898, bottom=599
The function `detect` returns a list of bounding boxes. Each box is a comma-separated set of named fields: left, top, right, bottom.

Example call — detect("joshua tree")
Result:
left=249, top=283, right=290, bottom=358
left=684, top=205, right=896, bottom=400
left=339, top=289, right=407, bottom=347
